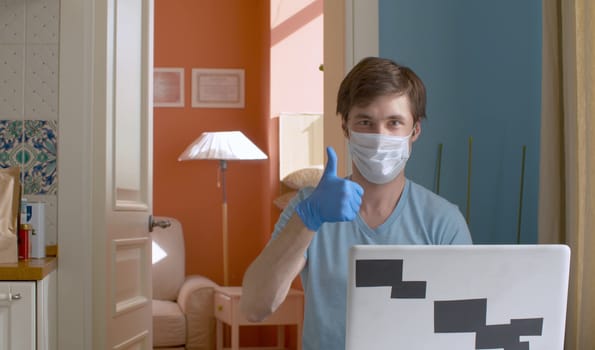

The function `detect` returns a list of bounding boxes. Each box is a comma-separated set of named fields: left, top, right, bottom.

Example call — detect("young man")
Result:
left=240, top=57, right=472, bottom=349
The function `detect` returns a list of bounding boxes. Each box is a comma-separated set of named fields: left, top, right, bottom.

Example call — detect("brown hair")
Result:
left=336, top=57, right=427, bottom=131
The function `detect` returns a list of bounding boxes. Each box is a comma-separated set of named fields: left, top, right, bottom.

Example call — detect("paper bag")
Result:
left=0, top=167, right=20, bottom=263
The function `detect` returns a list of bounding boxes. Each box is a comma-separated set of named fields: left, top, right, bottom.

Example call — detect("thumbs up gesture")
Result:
left=295, top=147, right=364, bottom=231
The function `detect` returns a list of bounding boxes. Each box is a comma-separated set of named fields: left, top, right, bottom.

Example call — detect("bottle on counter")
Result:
left=18, top=223, right=32, bottom=260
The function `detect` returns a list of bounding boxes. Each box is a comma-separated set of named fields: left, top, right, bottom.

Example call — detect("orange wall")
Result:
left=153, top=1, right=273, bottom=286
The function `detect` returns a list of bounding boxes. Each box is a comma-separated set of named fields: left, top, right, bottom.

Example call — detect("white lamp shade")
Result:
left=178, top=131, right=268, bottom=161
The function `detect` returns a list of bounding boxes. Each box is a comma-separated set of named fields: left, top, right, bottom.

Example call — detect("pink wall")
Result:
left=270, top=0, right=324, bottom=116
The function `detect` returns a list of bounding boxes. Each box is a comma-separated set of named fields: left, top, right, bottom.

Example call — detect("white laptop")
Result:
left=346, top=244, right=570, bottom=350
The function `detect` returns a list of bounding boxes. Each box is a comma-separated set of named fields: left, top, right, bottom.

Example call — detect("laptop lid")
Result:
left=346, top=244, right=570, bottom=350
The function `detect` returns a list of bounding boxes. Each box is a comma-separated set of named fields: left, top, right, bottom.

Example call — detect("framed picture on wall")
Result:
left=191, top=68, right=245, bottom=108
left=154, top=67, right=185, bottom=107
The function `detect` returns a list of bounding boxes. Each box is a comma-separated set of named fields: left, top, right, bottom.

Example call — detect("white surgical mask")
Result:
left=348, top=129, right=413, bottom=184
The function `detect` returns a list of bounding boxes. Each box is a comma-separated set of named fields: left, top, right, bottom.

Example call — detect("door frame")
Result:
left=58, top=0, right=95, bottom=348
left=323, top=0, right=378, bottom=177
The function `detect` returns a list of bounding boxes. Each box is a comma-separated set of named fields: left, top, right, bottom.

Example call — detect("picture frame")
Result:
left=154, top=67, right=185, bottom=107
left=191, top=68, right=245, bottom=108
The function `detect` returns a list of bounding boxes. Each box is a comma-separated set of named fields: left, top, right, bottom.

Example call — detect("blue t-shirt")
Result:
left=271, top=179, right=472, bottom=350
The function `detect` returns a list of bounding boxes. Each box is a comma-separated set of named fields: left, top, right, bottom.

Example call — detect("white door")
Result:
left=58, top=0, right=154, bottom=348
left=91, top=0, right=154, bottom=348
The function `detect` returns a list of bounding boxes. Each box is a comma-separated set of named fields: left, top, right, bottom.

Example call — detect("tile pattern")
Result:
left=25, top=44, right=58, bottom=119
left=0, top=119, right=22, bottom=165
left=0, top=0, right=59, bottom=243
left=26, top=0, right=59, bottom=44
left=22, top=120, right=57, bottom=194
left=0, top=119, right=57, bottom=194
left=0, top=0, right=60, bottom=196
left=0, top=44, right=25, bottom=118
left=0, top=0, right=59, bottom=121
left=0, top=0, right=26, bottom=44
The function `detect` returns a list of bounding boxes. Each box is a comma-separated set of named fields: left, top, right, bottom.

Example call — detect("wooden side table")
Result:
left=214, top=286, right=304, bottom=350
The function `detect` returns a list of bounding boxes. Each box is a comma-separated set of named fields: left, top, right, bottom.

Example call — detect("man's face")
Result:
left=343, top=93, right=421, bottom=141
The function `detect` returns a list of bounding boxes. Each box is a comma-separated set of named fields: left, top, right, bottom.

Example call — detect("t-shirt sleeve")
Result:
left=444, top=206, right=473, bottom=244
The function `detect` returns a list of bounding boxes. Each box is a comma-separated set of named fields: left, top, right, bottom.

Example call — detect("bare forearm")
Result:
left=240, top=214, right=314, bottom=321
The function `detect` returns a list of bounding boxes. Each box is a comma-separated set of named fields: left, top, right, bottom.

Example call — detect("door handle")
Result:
left=0, top=291, right=22, bottom=301
left=148, top=215, right=171, bottom=232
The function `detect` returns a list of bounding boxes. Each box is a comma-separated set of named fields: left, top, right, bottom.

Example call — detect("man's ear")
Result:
left=411, top=122, right=421, bottom=142
left=341, top=116, right=349, bottom=137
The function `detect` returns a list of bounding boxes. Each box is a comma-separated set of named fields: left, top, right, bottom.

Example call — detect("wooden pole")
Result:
left=466, top=137, right=473, bottom=224
left=436, top=143, right=443, bottom=195
left=222, top=202, right=228, bottom=286
left=516, top=146, right=527, bottom=244
left=220, top=160, right=229, bottom=286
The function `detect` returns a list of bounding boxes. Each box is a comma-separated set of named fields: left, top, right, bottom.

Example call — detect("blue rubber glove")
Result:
left=295, top=147, right=364, bottom=231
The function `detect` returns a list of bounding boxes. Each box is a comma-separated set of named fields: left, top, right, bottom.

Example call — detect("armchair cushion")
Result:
left=178, top=275, right=218, bottom=350
left=152, top=217, right=185, bottom=301
left=151, top=217, right=219, bottom=350
left=153, top=299, right=186, bottom=347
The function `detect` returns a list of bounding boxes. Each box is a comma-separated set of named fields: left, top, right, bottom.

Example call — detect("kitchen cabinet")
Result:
left=0, top=258, right=57, bottom=350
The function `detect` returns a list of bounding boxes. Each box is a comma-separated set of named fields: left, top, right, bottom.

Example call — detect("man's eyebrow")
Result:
left=350, top=113, right=409, bottom=120
left=386, top=114, right=406, bottom=120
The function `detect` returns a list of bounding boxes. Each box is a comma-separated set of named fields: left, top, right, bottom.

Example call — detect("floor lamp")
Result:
left=178, top=131, right=267, bottom=286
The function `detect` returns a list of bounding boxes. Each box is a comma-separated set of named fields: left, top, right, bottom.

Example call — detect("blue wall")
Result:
left=379, top=0, right=542, bottom=243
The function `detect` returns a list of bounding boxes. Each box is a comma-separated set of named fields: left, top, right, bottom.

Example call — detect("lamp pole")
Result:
left=178, top=131, right=267, bottom=287
left=220, top=159, right=229, bottom=286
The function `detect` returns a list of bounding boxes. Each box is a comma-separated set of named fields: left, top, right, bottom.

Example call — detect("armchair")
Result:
left=151, top=216, right=218, bottom=350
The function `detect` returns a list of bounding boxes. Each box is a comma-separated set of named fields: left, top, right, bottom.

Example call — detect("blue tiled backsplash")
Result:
left=0, top=120, right=57, bottom=195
